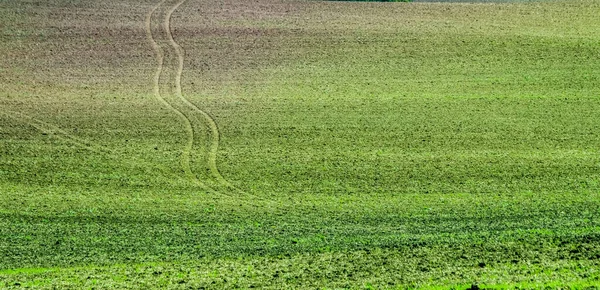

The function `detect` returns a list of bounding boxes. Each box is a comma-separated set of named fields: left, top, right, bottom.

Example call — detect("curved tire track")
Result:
left=145, top=0, right=210, bottom=190
left=149, top=0, right=281, bottom=208
left=163, top=0, right=234, bottom=189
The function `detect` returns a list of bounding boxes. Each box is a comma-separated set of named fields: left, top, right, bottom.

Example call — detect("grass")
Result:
left=2, top=255, right=600, bottom=288
left=2, top=0, right=600, bottom=288
left=328, top=0, right=413, bottom=3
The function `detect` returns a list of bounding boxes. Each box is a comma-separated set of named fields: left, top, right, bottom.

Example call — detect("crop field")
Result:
left=1, top=0, right=600, bottom=288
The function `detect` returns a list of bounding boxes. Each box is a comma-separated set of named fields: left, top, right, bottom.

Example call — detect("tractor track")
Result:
left=1, top=110, right=105, bottom=154
left=0, top=110, right=194, bottom=187
left=146, top=0, right=282, bottom=208
left=1, top=110, right=277, bottom=208
left=146, top=0, right=211, bottom=191
left=162, top=0, right=285, bottom=206
left=1, top=0, right=282, bottom=210
left=163, top=0, right=233, bottom=189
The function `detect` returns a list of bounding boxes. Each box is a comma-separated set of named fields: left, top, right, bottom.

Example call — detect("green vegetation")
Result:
left=329, top=0, right=413, bottom=3
left=1, top=0, right=600, bottom=288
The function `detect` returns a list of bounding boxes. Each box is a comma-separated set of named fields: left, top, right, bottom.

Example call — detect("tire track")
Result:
left=153, top=0, right=282, bottom=208
left=163, top=0, right=234, bottom=189
left=2, top=109, right=276, bottom=210
left=0, top=110, right=193, bottom=187
left=0, top=110, right=104, bottom=154
left=145, top=0, right=211, bottom=191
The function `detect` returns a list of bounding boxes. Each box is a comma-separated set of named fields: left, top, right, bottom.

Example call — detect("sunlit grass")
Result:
left=1, top=0, right=600, bottom=287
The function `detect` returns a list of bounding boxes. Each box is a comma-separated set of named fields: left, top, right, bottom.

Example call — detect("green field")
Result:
left=2, top=0, right=600, bottom=288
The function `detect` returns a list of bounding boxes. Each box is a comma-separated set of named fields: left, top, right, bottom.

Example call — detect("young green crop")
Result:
left=328, top=0, right=412, bottom=2
left=1, top=0, right=600, bottom=288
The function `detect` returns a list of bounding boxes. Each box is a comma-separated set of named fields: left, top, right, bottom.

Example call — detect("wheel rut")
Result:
left=0, top=110, right=193, bottom=187
left=2, top=0, right=280, bottom=209
left=145, top=0, right=210, bottom=190
left=146, top=0, right=282, bottom=208
left=163, top=0, right=234, bottom=189
left=1, top=110, right=105, bottom=154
